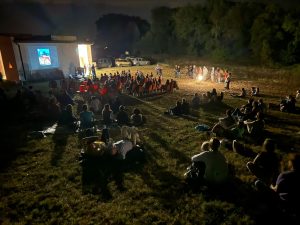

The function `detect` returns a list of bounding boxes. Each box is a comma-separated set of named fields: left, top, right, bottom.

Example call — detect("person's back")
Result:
left=247, top=139, right=279, bottom=185
left=59, top=104, right=77, bottom=126
left=102, top=104, right=113, bottom=125
left=192, top=94, right=200, bottom=108
left=131, top=108, right=144, bottom=126
left=192, top=138, right=228, bottom=184
left=181, top=99, right=190, bottom=114
left=274, top=154, right=300, bottom=212
left=117, top=106, right=130, bottom=125
left=90, top=97, right=101, bottom=113
left=80, top=105, right=94, bottom=129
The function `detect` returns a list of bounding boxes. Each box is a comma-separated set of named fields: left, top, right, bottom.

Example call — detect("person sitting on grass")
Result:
left=116, top=105, right=130, bottom=126
left=59, top=104, right=78, bottom=130
left=280, top=95, right=296, bottom=113
left=243, top=112, right=265, bottom=140
left=271, top=153, right=300, bottom=213
left=89, top=96, right=101, bottom=114
left=102, top=104, right=113, bottom=126
left=230, top=121, right=245, bottom=140
left=296, top=90, right=300, bottom=100
left=231, top=88, right=246, bottom=98
left=131, top=108, right=144, bottom=126
left=191, top=93, right=200, bottom=108
left=80, top=104, right=95, bottom=129
left=169, top=101, right=182, bottom=116
left=181, top=98, right=190, bottom=115
left=211, top=109, right=235, bottom=137
left=246, top=138, right=279, bottom=186
left=191, top=138, right=229, bottom=185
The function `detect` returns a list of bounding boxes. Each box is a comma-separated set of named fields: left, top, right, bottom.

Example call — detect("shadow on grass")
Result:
left=200, top=101, right=232, bottom=116
left=81, top=154, right=126, bottom=201
left=51, top=131, right=70, bottom=166
left=148, top=132, right=190, bottom=165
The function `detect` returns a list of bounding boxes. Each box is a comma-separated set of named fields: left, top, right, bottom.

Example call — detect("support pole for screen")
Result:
left=17, top=43, right=26, bottom=82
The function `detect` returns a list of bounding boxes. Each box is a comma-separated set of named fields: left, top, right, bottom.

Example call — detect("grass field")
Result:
left=0, top=62, right=300, bottom=224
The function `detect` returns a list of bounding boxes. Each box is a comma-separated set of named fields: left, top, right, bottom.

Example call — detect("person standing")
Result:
left=225, top=73, right=231, bottom=89
left=91, top=64, right=96, bottom=80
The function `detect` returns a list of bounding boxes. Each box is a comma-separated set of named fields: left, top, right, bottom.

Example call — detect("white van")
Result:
left=97, top=58, right=113, bottom=68
left=131, top=57, right=150, bottom=66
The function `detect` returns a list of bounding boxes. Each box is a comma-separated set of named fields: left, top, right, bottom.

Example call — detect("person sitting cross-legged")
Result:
left=191, top=138, right=229, bottom=185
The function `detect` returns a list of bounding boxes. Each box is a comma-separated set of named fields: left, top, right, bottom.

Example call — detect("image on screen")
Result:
left=37, top=48, right=51, bottom=66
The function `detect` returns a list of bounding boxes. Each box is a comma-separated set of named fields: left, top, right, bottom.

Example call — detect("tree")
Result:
left=95, top=14, right=150, bottom=57
left=173, top=5, right=210, bottom=55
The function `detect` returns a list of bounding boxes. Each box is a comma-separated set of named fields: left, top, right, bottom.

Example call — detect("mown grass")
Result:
left=0, top=62, right=300, bottom=224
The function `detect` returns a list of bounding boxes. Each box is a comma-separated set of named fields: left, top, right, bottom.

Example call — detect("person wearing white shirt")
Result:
left=191, top=138, right=228, bottom=184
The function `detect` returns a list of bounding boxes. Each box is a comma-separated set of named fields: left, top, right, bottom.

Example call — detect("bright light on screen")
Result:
left=28, top=45, right=59, bottom=70
left=37, top=48, right=51, bottom=66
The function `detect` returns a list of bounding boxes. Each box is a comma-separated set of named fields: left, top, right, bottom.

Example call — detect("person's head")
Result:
left=258, top=98, right=263, bottom=103
left=176, top=101, right=181, bottom=107
left=82, top=104, right=88, bottom=111
left=104, top=104, right=111, bottom=111
left=237, top=121, right=244, bottom=128
left=119, top=105, right=125, bottom=111
left=288, top=153, right=300, bottom=171
left=133, top=108, right=141, bottom=115
left=201, top=141, right=210, bottom=152
left=226, top=109, right=232, bottom=116
left=194, top=93, right=198, bottom=97
left=66, top=104, right=73, bottom=113
left=182, top=98, right=186, bottom=103
left=256, top=112, right=263, bottom=120
left=262, top=138, right=275, bottom=153
left=209, top=138, right=220, bottom=151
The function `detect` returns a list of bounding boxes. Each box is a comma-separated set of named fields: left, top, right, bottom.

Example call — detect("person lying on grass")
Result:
left=190, top=138, right=229, bottom=185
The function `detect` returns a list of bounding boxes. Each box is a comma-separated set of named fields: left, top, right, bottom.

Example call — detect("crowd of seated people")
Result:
left=167, top=98, right=191, bottom=116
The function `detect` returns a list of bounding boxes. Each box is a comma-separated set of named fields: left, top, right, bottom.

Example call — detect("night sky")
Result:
left=0, top=0, right=200, bottom=39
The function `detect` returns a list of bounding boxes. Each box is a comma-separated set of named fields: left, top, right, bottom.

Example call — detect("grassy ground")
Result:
left=0, top=63, right=300, bottom=224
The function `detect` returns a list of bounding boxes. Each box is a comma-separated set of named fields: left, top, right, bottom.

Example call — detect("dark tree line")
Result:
left=135, top=0, right=300, bottom=65
left=95, top=14, right=150, bottom=57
